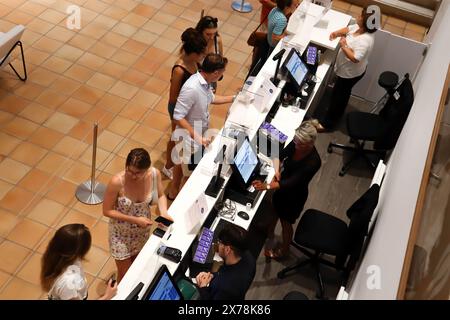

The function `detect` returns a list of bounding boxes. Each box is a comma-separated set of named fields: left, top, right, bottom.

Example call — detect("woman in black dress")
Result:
left=253, top=119, right=322, bottom=258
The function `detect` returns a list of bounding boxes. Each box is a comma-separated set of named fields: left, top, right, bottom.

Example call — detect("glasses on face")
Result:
left=126, top=167, right=147, bottom=178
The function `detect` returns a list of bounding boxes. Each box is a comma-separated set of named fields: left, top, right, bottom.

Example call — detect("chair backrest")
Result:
left=0, top=25, right=25, bottom=63
left=342, top=184, right=380, bottom=271
left=375, top=75, right=414, bottom=150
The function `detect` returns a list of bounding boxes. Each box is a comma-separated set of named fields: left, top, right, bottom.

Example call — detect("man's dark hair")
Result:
left=276, top=0, right=293, bottom=10
left=201, top=53, right=228, bottom=73
left=218, top=224, right=247, bottom=257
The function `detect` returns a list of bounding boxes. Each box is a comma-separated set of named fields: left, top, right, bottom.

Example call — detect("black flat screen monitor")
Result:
left=231, top=138, right=260, bottom=188
left=141, top=264, right=183, bottom=300
left=283, top=48, right=309, bottom=89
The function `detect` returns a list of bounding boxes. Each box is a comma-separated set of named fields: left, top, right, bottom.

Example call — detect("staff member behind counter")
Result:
left=321, top=6, right=377, bottom=130
left=253, top=120, right=322, bottom=259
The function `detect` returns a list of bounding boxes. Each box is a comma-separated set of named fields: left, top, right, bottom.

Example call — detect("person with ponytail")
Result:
left=162, top=28, right=207, bottom=181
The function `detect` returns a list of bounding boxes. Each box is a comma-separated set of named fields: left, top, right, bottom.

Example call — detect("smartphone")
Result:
left=153, top=227, right=166, bottom=238
left=155, top=216, right=173, bottom=227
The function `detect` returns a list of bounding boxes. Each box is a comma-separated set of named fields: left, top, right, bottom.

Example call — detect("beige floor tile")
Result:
left=0, top=132, right=21, bottom=157
left=0, top=94, right=29, bottom=115
left=87, top=72, right=117, bottom=91
left=0, top=269, right=11, bottom=290
left=84, top=0, right=109, bottom=13
left=0, top=277, right=43, bottom=300
left=39, top=8, right=66, bottom=24
left=0, top=240, right=31, bottom=274
left=46, top=25, right=76, bottom=43
left=103, top=5, right=128, bottom=20
left=130, top=125, right=163, bottom=148
left=44, top=111, right=79, bottom=134
left=103, top=155, right=126, bottom=175
left=18, top=169, right=53, bottom=194
left=0, top=110, right=14, bottom=125
left=18, top=103, right=53, bottom=125
left=122, top=12, right=148, bottom=28
left=88, top=41, right=118, bottom=60
left=2, top=117, right=38, bottom=140
left=108, top=80, right=139, bottom=100
left=119, top=103, right=149, bottom=122
left=14, top=82, right=45, bottom=101
left=107, top=116, right=136, bottom=136
left=67, top=119, right=92, bottom=142
left=56, top=208, right=98, bottom=230
left=121, top=68, right=149, bottom=87
left=53, top=136, right=89, bottom=159
left=16, top=252, right=43, bottom=286
left=386, top=16, right=407, bottom=29
left=121, top=39, right=148, bottom=56
left=27, top=197, right=67, bottom=227
left=131, top=90, right=160, bottom=108
left=97, top=130, right=124, bottom=152
left=153, top=64, right=172, bottom=83
left=62, top=161, right=91, bottom=185
left=152, top=37, right=179, bottom=54
left=332, top=0, right=351, bottom=12
left=32, top=36, right=64, bottom=54
left=142, top=111, right=171, bottom=133
left=9, top=142, right=48, bottom=167
left=49, top=76, right=82, bottom=96
left=110, top=49, right=140, bottom=68
left=28, top=127, right=64, bottom=150
left=405, top=22, right=427, bottom=35
left=53, top=44, right=85, bottom=62
left=64, top=64, right=96, bottom=83
left=112, top=22, right=137, bottom=38
left=95, top=93, right=127, bottom=114
left=132, top=57, right=160, bottom=76
left=403, top=29, right=425, bottom=42
left=29, top=67, right=60, bottom=88
left=69, top=34, right=97, bottom=51
left=72, top=199, right=104, bottom=220
left=0, top=208, right=18, bottom=238
left=78, top=22, right=110, bottom=40
left=72, top=85, right=105, bottom=106
left=116, top=139, right=144, bottom=158
left=0, top=158, right=31, bottom=184
left=83, top=106, right=113, bottom=125
left=98, top=60, right=128, bottom=79
left=142, top=47, right=171, bottom=64
left=84, top=245, right=109, bottom=277
left=383, top=23, right=404, bottom=36
left=25, top=47, right=50, bottom=66
left=91, top=219, right=109, bottom=251
left=97, top=256, right=116, bottom=281
left=58, top=97, right=93, bottom=119
left=36, top=151, right=68, bottom=174
left=78, top=52, right=107, bottom=71
left=143, top=77, right=168, bottom=96
left=171, top=17, right=193, bottom=31
left=4, top=9, right=34, bottom=25
left=35, top=89, right=68, bottom=111
left=45, top=178, right=76, bottom=206
left=7, top=218, right=48, bottom=249
left=133, top=3, right=156, bottom=18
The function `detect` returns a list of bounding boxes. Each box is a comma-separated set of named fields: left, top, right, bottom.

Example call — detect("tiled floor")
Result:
left=0, top=0, right=429, bottom=299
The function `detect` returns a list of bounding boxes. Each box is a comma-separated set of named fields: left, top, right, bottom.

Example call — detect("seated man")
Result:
left=195, top=224, right=256, bottom=300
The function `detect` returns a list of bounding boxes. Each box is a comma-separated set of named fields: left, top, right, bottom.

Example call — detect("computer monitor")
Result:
left=141, top=264, right=183, bottom=300
left=231, top=137, right=260, bottom=187
left=283, top=48, right=309, bottom=89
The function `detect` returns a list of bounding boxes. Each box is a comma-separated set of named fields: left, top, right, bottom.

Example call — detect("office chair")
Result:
left=328, top=73, right=414, bottom=176
left=277, top=184, right=380, bottom=299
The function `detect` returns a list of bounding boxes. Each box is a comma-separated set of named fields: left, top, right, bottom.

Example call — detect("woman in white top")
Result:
left=322, top=6, right=377, bottom=129
left=103, top=148, right=173, bottom=283
left=41, top=224, right=117, bottom=300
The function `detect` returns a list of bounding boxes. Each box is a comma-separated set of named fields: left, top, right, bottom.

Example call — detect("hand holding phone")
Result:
left=155, top=215, right=173, bottom=227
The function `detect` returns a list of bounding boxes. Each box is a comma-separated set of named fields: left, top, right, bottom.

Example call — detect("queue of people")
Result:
left=40, top=4, right=378, bottom=300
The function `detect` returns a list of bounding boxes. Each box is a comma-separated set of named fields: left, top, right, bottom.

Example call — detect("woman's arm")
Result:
left=102, top=175, right=152, bottom=227
left=154, top=169, right=173, bottom=220
left=339, top=37, right=359, bottom=63
left=168, top=67, right=185, bottom=105
left=212, top=94, right=234, bottom=104
left=329, top=27, right=350, bottom=40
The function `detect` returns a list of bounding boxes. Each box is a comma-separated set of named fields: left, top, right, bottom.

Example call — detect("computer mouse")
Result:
left=237, top=211, right=249, bottom=220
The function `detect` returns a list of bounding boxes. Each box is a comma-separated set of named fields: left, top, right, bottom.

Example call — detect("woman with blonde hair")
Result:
left=41, top=224, right=117, bottom=300
left=253, top=119, right=322, bottom=258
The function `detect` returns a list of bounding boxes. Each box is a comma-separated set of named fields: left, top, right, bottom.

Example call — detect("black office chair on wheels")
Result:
left=328, top=73, right=414, bottom=176
left=277, top=184, right=380, bottom=299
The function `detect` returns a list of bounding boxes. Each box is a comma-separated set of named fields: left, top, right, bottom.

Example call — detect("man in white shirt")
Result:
left=168, top=54, right=235, bottom=199
left=321, top=6, right=377, bottom=129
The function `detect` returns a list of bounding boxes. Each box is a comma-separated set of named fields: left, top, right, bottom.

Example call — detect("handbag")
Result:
left=247, top=16, right=268, bottom=47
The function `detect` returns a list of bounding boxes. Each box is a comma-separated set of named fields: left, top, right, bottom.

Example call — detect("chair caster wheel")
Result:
left=339, top=170, right=345, bottom=177
left=277, top=271, right=286, bottom=279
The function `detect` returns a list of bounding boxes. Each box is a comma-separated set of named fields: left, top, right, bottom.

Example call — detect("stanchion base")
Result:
left=231, top=1, right=253, bottom=13
left=76, top=181, right=106, bottom=205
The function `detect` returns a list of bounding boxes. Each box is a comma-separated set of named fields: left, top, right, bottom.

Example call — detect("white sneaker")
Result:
left=162, top=166, right=173, bottom=180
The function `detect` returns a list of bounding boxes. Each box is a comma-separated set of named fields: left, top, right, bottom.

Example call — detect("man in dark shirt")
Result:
left=195, top=224, right=256, bottom=300
left=253, top=119, right=322, bottom=259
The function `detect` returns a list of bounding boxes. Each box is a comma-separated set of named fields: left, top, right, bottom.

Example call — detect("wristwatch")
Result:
left=266, top=183, right=271, bottom=190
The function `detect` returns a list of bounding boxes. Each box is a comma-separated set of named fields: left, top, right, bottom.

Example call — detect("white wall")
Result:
left=348, top=4, right=450, bottom=300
